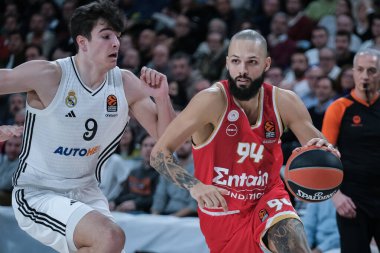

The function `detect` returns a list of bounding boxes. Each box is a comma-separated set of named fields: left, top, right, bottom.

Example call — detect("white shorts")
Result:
left=12, top=185, right=113, bottom=253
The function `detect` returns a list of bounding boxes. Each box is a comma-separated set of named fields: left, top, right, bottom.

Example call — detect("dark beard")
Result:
left=293, top=69, right=305, bottom=79
left=227, top=72, right=264, bottom=101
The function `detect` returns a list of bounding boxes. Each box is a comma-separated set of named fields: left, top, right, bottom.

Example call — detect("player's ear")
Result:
left=264, top=57, right=271, bottom=72
left=76, top=35, right=87, bottom=51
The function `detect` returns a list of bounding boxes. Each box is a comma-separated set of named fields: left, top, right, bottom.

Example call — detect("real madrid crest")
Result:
left=65, top=90, right=77, bottom=108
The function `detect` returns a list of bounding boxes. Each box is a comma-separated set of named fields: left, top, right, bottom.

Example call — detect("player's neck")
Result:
left=234, top=92, right=260, bottom=124
left=74, top=54, right=107, bottom=90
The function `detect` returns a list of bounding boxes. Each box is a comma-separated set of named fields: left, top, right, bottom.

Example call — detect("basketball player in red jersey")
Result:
left=151, top=29, right=338, bottom=252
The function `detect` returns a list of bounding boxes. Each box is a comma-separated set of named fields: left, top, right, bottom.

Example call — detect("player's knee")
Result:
left=102, top=225, right=125, bottom=251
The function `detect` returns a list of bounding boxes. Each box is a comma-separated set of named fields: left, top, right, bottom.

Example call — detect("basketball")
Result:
left=284, top=145, right=343, bottom=202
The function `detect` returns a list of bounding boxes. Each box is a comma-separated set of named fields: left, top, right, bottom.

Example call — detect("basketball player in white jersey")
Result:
left=0, top=1, right=175, bottom=253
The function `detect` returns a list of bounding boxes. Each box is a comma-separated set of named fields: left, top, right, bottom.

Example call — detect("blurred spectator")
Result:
left=303, top=65, right=324, bottom=108
left=170, top=14, right=198, bottom=55
left=25, top=43, right=46, bottom=61
left=13, top=108, right=26, bottom=127
left=318, top=47, right=341, bottom=80
left=146, top=44, right=171, bottom=78
left=169, top=52, right=203, bottom=104
left=26, top=13, right=56, bottom=58
left=335, top=31, right=355, bottom=67
left=1, top=30, right=25, bottom=68
left=151, top=139, right=197, bottom=217
left=0, top=135, right=22, bottom=206
left=305, top=0, right=337, bottom=21
left=335, top=64, right=354, bottom=97
left=1, top=14, right=20, bottom=36
left=213, top=0, right=244, bottom=37
left=331, top=14, right=362, bottom=52
left=252, top=0, right=281, bottom=38
left=353, top=0, right=376, bottom=41
left=100, top=153, right=132, bottom=202
left=194, top=31, right=227, bottom=83
left=360, top=14, right=380, bottom=50
left=115, top=125, right=141, bottom=161
left=318, top=0, right=352, bottom=43
left=1, top=93, right=26, bottom=125
left=264, top=65, right=284, bottom=86
left=137, top=28, right=156, bottom=67
left=305, top=26, right=330, bottom=66
left=308, top=76, right=336, bottom=130
left=111, top=134, right=159, bottom=214
left=286, top=0, right=315, bottom=45
left=267, top=12, right=297, bottom=70
left=120, top=48, right=141, bottom=75
left=168, top=80, right=187, bottom=109
left=40, top=0, right=61, bottom=32
left=302, top=199, right=340, bottom=253
left=281, top=51, right=310, bottom=98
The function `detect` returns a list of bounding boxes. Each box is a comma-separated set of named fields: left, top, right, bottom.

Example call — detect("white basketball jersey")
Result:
left=13, top=57, right=129, bottom=190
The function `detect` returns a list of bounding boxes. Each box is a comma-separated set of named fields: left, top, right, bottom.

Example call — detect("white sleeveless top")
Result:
left=13, top=57, right=129, bottom=190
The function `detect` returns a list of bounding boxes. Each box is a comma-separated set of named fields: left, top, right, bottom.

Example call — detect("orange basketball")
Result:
left=284, top=145, right=343, bottom=202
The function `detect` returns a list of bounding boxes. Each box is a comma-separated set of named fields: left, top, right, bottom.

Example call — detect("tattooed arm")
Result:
left=150, top=86, right=228, bottom=211
left=266, top=218, right=311, bottom=253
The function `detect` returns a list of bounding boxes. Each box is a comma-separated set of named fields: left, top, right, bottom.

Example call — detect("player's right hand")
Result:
left=332, top=190, right=356, bottom=218
left=189, top=182, right=229, bottom=211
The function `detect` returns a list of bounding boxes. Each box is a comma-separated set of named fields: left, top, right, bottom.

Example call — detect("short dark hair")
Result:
left=69, top=0, right=124, bottom=50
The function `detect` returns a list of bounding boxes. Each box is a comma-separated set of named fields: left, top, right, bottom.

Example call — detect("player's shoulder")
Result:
left=192, top=82, right=226, bottom=104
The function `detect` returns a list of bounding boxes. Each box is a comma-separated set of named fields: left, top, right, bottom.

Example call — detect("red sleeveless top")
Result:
left=193, top=80, right=284, bottom=215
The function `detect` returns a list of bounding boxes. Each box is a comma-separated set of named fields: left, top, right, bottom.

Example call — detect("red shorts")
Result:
left=198, top=184, right=300, bottom=253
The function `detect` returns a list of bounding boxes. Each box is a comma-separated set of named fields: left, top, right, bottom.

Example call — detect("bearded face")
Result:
left=227, top=71, right=265, bottom=101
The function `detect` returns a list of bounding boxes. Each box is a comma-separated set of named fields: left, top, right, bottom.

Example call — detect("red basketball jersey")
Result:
left=193, top=80, right=284, bottom=213
left=193, top=80, right=291, bottom=252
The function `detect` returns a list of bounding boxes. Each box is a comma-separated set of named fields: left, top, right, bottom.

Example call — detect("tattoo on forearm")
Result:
left=267, top=219, right=310, bottom=253
left=151, top=151, right=199, bottom=189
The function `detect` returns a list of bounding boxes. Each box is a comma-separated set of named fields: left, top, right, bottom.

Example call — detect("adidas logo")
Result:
left=70, top=200, right=77, bottom=205
left=65, top=110, right=76, bottom=117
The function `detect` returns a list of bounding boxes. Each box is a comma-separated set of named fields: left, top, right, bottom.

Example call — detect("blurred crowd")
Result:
left=0, top=0, right=380, bottom=252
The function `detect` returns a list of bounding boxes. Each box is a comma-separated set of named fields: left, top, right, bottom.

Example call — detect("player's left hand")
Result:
left=305, top=138, right=341, bottom=158
left=0, top=125, right=23, bottom=142
left=139, top=66, right=169, bottom=99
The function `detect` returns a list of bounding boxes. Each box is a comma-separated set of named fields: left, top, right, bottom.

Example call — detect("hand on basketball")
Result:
left=140, top=66, right=169, bottom=99
left=0, top=125, right=23, bottom=142
left=190, top=182, right=229, bottom=211
left=305, top=138, right=341, bottom=158
left=332, top=190, right=357, bottom=218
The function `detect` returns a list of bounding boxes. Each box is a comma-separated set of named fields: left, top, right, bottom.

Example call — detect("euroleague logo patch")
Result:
left=264, top=121, right=275, bottom=138
left=258, top=208, right=268, bottom=222
left=106, top=95, right=118, bottom=112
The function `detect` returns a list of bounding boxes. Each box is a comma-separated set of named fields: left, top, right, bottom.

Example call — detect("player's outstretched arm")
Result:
left=0, top=125, right=23, bottom=142
left=266, top=218, right=311, bottom=253
left=150, top=87, right=229, bottom=211
left=0, top=60, right=60, bottom=95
